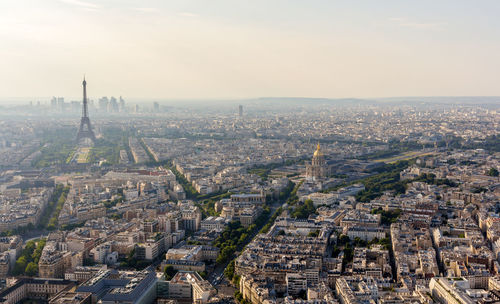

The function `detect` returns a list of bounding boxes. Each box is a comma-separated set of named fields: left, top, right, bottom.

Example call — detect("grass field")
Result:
left=78, top=147, right=91, bottom=163
left=374, top=150, right=435, bottom=164
left=69, top=147, right=92, bottom=164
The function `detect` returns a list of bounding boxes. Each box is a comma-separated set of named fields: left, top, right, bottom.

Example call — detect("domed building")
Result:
left=306, top=143, right=327, bottom=181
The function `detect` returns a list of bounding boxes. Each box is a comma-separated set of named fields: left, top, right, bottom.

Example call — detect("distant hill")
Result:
left=372, top=96, right=500, bottom=105
left=244, top=96, right=500, bottom=106
left=248, top=97, right=372, bottom=104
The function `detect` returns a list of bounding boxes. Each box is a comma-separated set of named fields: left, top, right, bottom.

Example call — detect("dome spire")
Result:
left=313, top=142, right=323, bottom=157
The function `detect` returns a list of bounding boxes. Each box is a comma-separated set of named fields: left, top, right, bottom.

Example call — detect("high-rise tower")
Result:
left=76, top=77, right=96, bottom=143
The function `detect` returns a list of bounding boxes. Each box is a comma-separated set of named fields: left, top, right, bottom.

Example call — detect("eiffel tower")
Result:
left=76, top=77, right=96, bottom=143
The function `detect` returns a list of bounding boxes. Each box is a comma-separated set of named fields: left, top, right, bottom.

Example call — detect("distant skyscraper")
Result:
left=51, top=97, right=64, bottom=111
left=76, top=77, right=96, bottom=143
left=119, top=96, right=125, bottom=112
left=109, top=96, right=119, bottom=113
left=50, top=97, right=57, bottom=109
left=239, top=105, right=243, bottom=117
left=154, top=102, right=160, bottom=112
left=99, top=97, right=109, bottom=113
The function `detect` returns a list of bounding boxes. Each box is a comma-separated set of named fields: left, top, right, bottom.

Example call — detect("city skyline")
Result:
left=1, top=0, right=500, bottom=101
left=0, top=1, right=499, bottom=303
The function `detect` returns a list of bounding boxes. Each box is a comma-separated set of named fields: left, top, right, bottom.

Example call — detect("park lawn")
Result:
left=374, top=151, right=434, bottom=164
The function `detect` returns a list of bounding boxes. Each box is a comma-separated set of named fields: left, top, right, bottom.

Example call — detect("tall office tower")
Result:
left=57, top=97, right=65, bottom=111
left=154, top=102, right=160, bottom=112
left=109, top=96, right=119, bottom=113
left=98, top=97, right=109, bottom=113
left=50, top=97, right=57, bottom=109
left=76, top=77, right=96, bottom=143
left=119, top=96, right=125, bottom=112
left=239, top=105, right=243, bottom=117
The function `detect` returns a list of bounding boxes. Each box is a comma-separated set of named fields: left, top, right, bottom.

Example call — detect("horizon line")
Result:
left=1, top=95, right=500, bottom=102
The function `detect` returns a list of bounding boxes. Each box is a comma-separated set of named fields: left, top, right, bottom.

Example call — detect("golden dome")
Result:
left=313, top=142, right=323, bottom=157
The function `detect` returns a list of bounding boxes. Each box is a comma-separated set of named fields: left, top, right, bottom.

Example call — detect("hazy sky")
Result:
left=1, top=0, right=499, bottom=100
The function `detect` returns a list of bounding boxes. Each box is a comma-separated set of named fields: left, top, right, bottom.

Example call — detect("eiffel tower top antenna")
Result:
left=82, top=75, right=88, bottom=118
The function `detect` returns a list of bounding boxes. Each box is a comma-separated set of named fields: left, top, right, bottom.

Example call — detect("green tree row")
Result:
left=355, top=160, right=412, bottom=202
left=47, top=186, right=70, bottom=230
left=214, top=207, right=271, bottom=264
left=284, top=180, right=301, bottom=207
left=37, top=184, right=65, bottom=230
left=165, top=163, right=199, bottom=199
left=259, top=207, right=283, bottom=234
left=13, top=238, right=47, bottom=276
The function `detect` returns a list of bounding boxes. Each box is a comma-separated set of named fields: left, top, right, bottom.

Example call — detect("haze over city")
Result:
left=1, top=0, right=500, bottom=101
left=0, top=1, right=499, bottom=304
